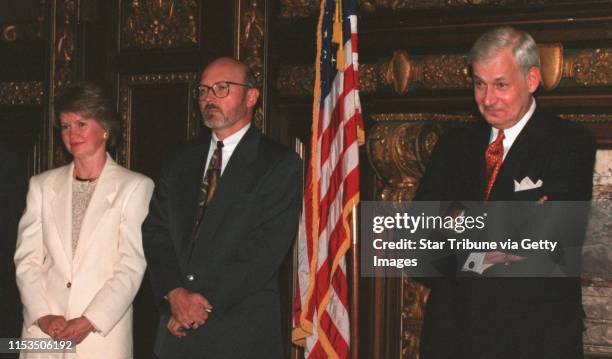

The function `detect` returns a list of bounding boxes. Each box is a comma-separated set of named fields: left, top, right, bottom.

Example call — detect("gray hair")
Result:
left=468, top=26, right=540, bottom=75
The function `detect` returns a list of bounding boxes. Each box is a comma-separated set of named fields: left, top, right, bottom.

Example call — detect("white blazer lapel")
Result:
left=73, top=155, right=119, bottom=264
left=51, top=163, right=75, bottom=264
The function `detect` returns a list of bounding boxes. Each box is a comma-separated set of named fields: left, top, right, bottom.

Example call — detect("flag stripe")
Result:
left=293, top=1, right=363, bottom=358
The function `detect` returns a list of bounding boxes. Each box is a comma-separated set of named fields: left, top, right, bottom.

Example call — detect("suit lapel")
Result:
left=196, top=126, right=260, bottom=246
left=178, top=134, right=211, bottom=252
left=463, top=123, right=490, bottom=201
left=51, top=163, right=75, bottom=264
left=490, top=110, right=547, bottom=200
left=73, top=155, right=119, bottom=264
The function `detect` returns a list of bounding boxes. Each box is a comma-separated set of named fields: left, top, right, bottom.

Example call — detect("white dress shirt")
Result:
left=204, top=123, right=251, bottom=176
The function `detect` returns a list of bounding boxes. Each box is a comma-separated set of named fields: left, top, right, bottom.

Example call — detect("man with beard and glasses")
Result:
left=143, top=58, right=302, bottom=359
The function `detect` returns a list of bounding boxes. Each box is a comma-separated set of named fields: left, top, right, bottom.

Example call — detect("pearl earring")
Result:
left=103, top=132, right=109, bottom=139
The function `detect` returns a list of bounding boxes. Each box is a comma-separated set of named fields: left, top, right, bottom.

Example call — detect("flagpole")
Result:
left=351, top=207, right=359, bottom=359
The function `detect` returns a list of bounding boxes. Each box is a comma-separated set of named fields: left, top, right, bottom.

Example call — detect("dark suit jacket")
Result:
left=415, top=109, right=596, bottom=359
left=142, top=126, right=302, bottom=359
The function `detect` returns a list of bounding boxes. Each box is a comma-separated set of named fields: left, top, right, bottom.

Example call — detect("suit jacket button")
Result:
left=186, top=274, right=195, bottom=282
left=66, top=282, right=72, bottom=288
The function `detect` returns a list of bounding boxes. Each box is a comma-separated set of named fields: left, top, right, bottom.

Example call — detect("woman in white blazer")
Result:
left=14, top=82, right=154, bottom=359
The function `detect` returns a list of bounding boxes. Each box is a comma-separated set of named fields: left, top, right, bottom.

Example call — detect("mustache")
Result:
left=203, top=103, right=221, bottom=112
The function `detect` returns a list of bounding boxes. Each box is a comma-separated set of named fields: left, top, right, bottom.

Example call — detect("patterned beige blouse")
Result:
left=71, top=178, right=98, bottom=257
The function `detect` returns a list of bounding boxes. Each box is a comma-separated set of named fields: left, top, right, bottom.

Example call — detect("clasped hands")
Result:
left=37, top=314, right=94, bottom=344
left=166, top=287, right=213, bottom=338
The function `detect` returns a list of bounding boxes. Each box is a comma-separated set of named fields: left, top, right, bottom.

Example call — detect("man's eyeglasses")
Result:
left=197, top=81, right=252, bottom=99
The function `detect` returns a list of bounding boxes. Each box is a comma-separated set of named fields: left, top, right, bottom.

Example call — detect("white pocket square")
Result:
left=514, top=177, right=543, bottom=192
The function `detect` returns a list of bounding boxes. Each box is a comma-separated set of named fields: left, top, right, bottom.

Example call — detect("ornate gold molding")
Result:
left=240, top=0, right=265, bottom=82
left=50, top=0, right=79, bottom=168
left=279, top=0, right=318, bottom=18
left=387, top=45, right=559, bottom=93
left=277, top=63, right=390, bottom=95
left=417, top=54, right=471, bottom=90
left=368, top=121, right=438, bottom=201
left=361, top=62, right=392, bottom=94
left=538, top=43, right=563, bottom=91
left=387, top=46, right=612, bottom=94
left=238, top=0, right=265, bottom=130
left=401, top=274, right=429, bottom=359
left=0, top=82, right=44, bottom=106
left=367, top=113, right=475, bottom=200
left=118, top=72, right=198, bottom=167
left=54, top=0, right=77, bottom=91
left=566, top=49, right=612, bottom=87
left=371, top=112, right=478, bottom=123
left=122, top=0, right=199, bottom=49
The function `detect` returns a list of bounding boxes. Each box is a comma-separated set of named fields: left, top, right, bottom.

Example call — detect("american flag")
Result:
left=292, top=0, right=364, bottom=358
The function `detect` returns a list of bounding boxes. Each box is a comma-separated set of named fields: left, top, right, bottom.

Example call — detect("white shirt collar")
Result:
left=211, top=123, right=251, bottom=149
left=207, top=123, right=251, bottom=175
left=490, top=98, right=536, bottom=159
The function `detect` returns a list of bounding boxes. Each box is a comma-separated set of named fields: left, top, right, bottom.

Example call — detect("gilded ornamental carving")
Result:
left=0, top=82, right=44, bottom=106
left=538, top=43, right=564, bottom=91
left=417, top=54, right=470, bottom=90
left=361, top=62, right=392, bottom=93
left=401, top=274, right=430, bottom=359
left=275, top=46, right=612, bottom=95
left=51, top=0, right=79, bottom=168
left=122, top=0, right=199, bottom=49
left=277, top=63, right=390, bottom=95
left=367, top=114, right=475, bottom=201
left=239, top=0, right=265, bottom=130
left=54, top=0, right=77, bottom=91
left=567, top=49, right=612, bottom=87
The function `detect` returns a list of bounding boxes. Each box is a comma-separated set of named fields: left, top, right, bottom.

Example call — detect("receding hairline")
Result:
left=201, top=57, right=250, bottom=82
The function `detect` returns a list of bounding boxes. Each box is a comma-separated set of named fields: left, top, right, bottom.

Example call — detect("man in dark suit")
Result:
left=142, top=58, right=302, bottom=359
left=416, top=27, right=596, bottom=359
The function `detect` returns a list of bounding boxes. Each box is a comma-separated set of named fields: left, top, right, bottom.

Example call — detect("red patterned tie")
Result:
left=484, top=129, right=505, bottom=201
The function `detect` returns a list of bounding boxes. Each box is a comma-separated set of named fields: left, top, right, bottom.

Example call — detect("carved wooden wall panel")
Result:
left=120, top=0, right=199, bottom=50
left=276, top=46, right=612, bottom=96
left=117, top=72, right=199, bottom=173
